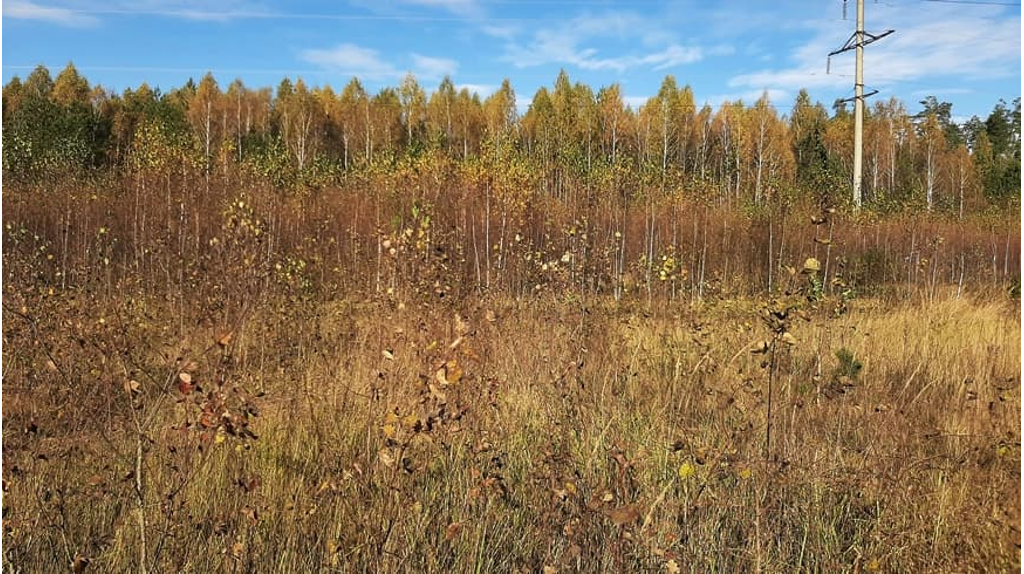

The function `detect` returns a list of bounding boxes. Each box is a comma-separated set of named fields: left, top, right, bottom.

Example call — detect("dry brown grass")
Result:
left=2, top=176, right=1019, bottom=572
left=3, top=283, right=1019, bottom=573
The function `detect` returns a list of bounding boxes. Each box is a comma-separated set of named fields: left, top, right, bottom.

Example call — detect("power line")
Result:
left=53, top=8, right=545, bottom=22
left=4, top=65, right=327, bottom=75
left=922, top=0, right=1020, bottom=5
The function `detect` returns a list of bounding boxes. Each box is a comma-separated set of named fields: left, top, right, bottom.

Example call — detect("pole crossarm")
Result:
left=838, top=89, right=880, bottom=104
left=828, top=29, right=896, bottom=57
left=827, top=0, right=895, bottom=210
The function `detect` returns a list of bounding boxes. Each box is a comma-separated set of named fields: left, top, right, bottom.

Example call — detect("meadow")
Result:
left=2, top=174, right=1019, bottom=573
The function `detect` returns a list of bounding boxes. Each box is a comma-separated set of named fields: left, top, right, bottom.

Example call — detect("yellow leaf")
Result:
left=435, top=360, right=463, bottom=386
left=738, top=468, right=753, bottom=480
left=801, top=258, right=821, bottom=274
left=446, top=361, right=463, bottom=384
left=564, top=481, right=577, bottom=496
left=382, top=424, right=396, bottom=439
left=666, top=559, right=681, bottom=574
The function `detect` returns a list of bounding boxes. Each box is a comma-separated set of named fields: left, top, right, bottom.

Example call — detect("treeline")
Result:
left=3, top=63, right=1020, bottom=212
left=2, top=64, right=1020, bottom=306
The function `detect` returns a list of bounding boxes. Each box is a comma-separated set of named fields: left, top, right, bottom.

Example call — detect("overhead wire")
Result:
left=922, top=0, right=1020, bottom=6
left=5, top=0, right=1014, bottom=116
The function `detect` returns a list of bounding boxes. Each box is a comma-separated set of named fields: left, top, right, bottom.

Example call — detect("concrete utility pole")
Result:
left=854, top=0, right=864, bottom=210
left=828, top=0, right=894, bottom=209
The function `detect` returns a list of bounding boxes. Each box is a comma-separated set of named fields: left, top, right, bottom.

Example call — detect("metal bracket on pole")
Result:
left=827, top=0, right=894, bottom=210
left=827, top=29, right=895, bottom=75
left=838, top=89, right=880, bottom=104
left=828, top=29, right=895, bottom=59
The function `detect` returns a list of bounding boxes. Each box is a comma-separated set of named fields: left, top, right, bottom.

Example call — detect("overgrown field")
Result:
left=3, top=282, right=1021, bottom=572
left=2, top=178, right=1021, bottom=573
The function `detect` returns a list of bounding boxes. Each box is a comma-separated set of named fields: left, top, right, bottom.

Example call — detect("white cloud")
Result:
left=301, top=44, right=399, bottom=80
left=481, top=24, right=519, bottom=40
left=623, top=95, right=649, bottom=110
left=3, top=0, right=99, bottom=26
left=703, top=89, right=791, bottom=109
left=647, top=45, right=703, bottom=70
left=708, top=44, right=736, bottom=57
left=410, top=54, right=458, bottom=80
left=571, top=45, right=702, bottom=72
left=456, top=83, right=497, bottom=96
left=729, top=4, right=1020, bottom=98
left=34, top=0, right=267, bottom=23
left=501, top=12, right=706, bottom=72
left=911, top=88, right=975, bottom=97
left=302, top=44, right=462, bottom=83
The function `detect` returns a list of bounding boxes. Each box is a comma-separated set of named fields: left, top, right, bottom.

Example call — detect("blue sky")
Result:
left=3, top=0, right=1021, bottom=120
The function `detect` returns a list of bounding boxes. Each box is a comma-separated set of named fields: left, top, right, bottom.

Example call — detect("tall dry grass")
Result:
left=3, top=174, right=1019, bottom=572
left=1, top=173, right=1019, bottom=305
left=3, top=284, right=1019, bottom=572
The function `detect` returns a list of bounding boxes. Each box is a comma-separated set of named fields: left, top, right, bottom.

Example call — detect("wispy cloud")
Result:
left=570, top=44, right=703, bottom=73
left=729, top=3, right=1020, bottom=98
left=481, top=24, right=519, bottom=40
left=623, top=95, right=649, bottom=110
left=910, top=88, right=975, bottom=98
left=703, top=89, right=791, bottom=109
left=302, top=43, right=462, bottom=82
left=410, top=54, right=458, bottom=80
left=3, top=0, right=273, bottom=24
left=501, top=12, right=707, bottom=73
left=301, top=44, right=399, bottom=80
left=3, top=0, right=99, bottom=27
left=456, top=83, right=496, bottom=96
